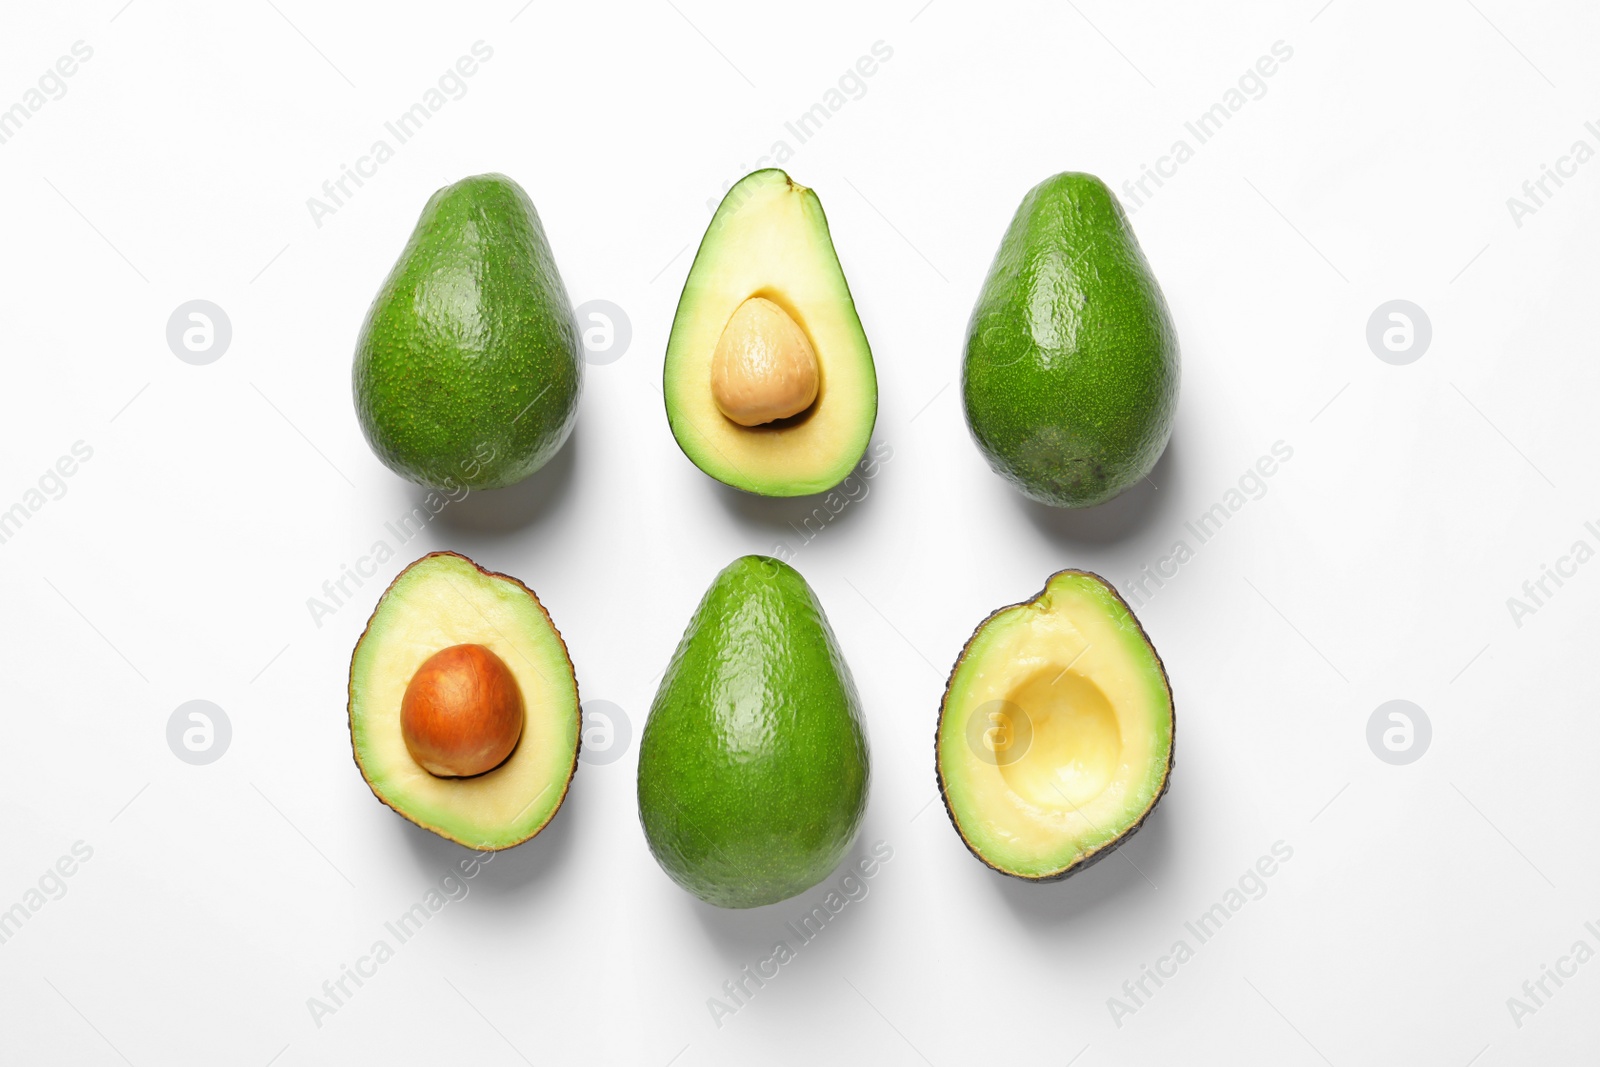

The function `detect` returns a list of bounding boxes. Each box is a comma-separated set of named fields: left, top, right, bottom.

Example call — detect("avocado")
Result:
left=637, top=555, right=870, bottom=907
left=963, top=172, right=1179, bottom=508
left=353, top=173, right=582, bottom=490
left=936, top=569, right=1173, bottom=880
left=349, top=551, right=580, bottom=850
left=664, top=170, right=877, bottom=497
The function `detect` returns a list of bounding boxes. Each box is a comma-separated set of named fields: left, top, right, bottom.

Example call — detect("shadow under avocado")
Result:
left=1015, top=431, right=1182, bottom=548
left=685, top=828, right=880, bottom=964
left=392, top=767, right=583, bottom=901
left=423, top=427, right=580, bottom=538
left=988, top=802, right=1175, bottom=930
left=708, top=436, right=887, bottom=544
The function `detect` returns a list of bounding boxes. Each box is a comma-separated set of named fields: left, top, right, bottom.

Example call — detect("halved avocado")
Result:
left=664, top=169, right=877, bottom=496
left=349, top=551, right=580, bottom=850
left=936, top=570, right=1173, bottom=880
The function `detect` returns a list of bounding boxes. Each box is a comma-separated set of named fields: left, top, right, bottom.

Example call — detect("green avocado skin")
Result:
left=963, top=172, right=1178, bottom=508
left=637, top=556, right=870, bottom=909
left=353, top=173, right=581, bottom=490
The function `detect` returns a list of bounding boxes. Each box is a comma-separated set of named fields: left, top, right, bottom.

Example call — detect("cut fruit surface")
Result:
left=936, top=570, right=1173, bottom=880
left=664, top=169, right=877, bottom=497
left=349, top=552, right=579, bottom=850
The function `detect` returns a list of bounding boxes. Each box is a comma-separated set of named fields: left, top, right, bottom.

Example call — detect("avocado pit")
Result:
left=710, top=296, right=820, bottom=427
left=400, top=643, right=524, bottom=778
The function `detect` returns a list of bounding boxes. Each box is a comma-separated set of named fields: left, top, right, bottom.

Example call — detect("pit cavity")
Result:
left=995, top=665, right=1122, bottom=809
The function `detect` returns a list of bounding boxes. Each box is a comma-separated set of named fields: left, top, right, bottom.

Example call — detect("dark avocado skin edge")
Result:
left=934, top=568, right=1175, bottom=882
left=346, top=550, right=581, bottom=851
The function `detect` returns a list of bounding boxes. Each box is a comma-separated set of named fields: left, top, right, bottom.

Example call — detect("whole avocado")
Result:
left=637, top=555, right=870, bottom=909
left=353, top=173, right=581, bottom=490
left=963, top=172, right=1178, bottom=508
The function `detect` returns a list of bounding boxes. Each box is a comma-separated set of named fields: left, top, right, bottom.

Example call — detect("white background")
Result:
left=1, top=1, right=1596, bottom=1063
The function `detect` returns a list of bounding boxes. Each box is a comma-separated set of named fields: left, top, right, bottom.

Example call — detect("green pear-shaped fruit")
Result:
left=354, top=173, right=581, bottom=490
left=963, top=172, right=1179, bottom=508
left=637, top=556, right=870, bottom=908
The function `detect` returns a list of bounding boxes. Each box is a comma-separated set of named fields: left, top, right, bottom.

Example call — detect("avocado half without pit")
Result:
left=664, top=169, right=878, bottom=497
left=349, top=552, right=580, bottom=850
left=936, top=570, right=1173, bottom=881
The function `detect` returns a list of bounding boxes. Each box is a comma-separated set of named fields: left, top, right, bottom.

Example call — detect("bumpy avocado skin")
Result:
left=353, top=173, right=582, bottom=490
left=963, top=173, right=1179, bottom=508
left=637, top=556, right=870, bottom=909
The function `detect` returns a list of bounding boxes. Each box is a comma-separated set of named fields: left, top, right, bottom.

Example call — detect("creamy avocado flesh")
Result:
left=349, top=552, right=580, bottom=850
left=664, top=169, right=877, bottom=496
left=937, top=570, right=1173, bottom=880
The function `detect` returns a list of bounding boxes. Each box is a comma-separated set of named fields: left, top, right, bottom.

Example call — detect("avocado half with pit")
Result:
left=936, top=570, right=1173, bottom=880
left=348, top=552, right=580, bottom=850
left=664, top=169, right=877, bottom=497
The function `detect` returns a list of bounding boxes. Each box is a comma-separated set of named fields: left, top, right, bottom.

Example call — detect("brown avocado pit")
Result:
left=400, top=643, right=525, bottom=778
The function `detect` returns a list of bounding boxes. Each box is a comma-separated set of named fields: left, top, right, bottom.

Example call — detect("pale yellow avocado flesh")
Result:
left=938, top=571, right=1173, bottom=879
left=349, top=553, right=579, bottom=850
left=664, top=169, right=877, bottom=496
